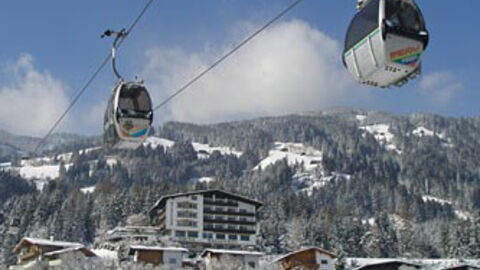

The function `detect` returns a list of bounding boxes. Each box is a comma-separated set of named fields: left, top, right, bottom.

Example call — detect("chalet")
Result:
left=201, top=248, right=264, bottom=269
left=354, top=260, right=423, bottom=270
left=127, top=245, right=188, bottom=268
left=272, top=247, right=337, bottom=270
left=149, top=189, right=263, bottom=252
left=11, top=237, right=96, bottom=269
left=441, top=265, right=480, bottom=270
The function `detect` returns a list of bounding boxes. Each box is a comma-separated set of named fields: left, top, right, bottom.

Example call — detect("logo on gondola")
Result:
left=390, top=45, right=422, bottom=67
left=123, top=121, right=134, bottom=131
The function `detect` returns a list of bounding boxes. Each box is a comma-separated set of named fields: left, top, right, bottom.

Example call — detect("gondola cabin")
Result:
left=104, top=81, right=153, bottom=149
left=343, top=0, right=429, bottom=88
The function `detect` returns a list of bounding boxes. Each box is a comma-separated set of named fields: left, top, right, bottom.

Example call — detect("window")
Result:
left=191, top=195, right=197, bottom=200
left=169, top=258, right=177, bottom=265
left=177, top=201, right=197, bottom=209
left=216, top=234, right=225, bottom=240
left=248, top=262, right=256, bottom=268
left=228, top=234, right=237, bottom=240
left=188, top=231, right=198, bottom=238
left=118, top=84, right=152, bottom=112
left=321, top=260, right=329, bottom=265
left=240, top=235, right=250, bottom=241
left=177, top=220, right=197, bottom=227
left=177, top=211, right=197, bottom=218
left=344, top=0, right=380, bottom=52
left=175, top=231, right=186, bottom=237
left=203, top=233, right=213, bottom=239
left=386, top=0, right=423, bottom=32
left=239, top=209, right=247, bottom=213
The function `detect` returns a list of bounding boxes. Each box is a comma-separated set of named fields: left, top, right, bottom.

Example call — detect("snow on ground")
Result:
left=412, top=126, right=435, bottom=137
left=422, top=195, right=451, bottom=206
left=80, top=185, right=96, bottom=194
left=105, top=156, right=118, bottom=167
left=412, top=127, right=454, bottom=147
left=189, top=176, right=216, bottom=185
left=254, top=142, right=322, bottom=171
left=356, top=114, right=367, bottom=122
left=192, top=142, right=242, bottom=159
left=143, top=137, right=175, bottom=149
left=422, top=195, right=471, bottom=220
left=92, top=249, right=118, bottom=261
left=294, top=172, right=350, bottom=196
left=360, top=124, right=401, bottom=154
left=19, top=164, right=62, bottom=180
left=347, top=258, right=480, bottom=269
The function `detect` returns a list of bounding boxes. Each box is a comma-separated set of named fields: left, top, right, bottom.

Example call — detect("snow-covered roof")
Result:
left=201, top=249, right=264, bottom=257
left=272, top=247, right=337, bottom=263
left=13, top=237, right=83, bottom=253
left=43, top=246, right=97, bottom=258
left=150, top=189, right=263, bottom=212
left=128, top=245, right=188, bottom=254
left=353, top=260, right=422, bottom=269
left=441, top=265, right=480, bottom=270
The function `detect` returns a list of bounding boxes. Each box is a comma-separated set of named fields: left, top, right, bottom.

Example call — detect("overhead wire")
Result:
left=33, top=0, right=305, bottom=154
left=33, top=0, right=154, bottom=155
left=152, top=0, right=305, bottom=112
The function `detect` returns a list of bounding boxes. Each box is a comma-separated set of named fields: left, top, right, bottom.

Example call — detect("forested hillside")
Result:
left=1, top=108, right=480, bottom=266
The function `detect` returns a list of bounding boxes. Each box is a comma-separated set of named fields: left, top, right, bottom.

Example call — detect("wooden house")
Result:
left=201, top=248, right=264, bottom=269
left=11, top=237, right=96, bottom=268
left=272, top=247, right=337, bottom=270
left=128, top=245, right=188, bottom=268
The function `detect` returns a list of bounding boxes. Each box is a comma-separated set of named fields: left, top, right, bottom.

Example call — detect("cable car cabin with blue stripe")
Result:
left=104, top=81, right=153, bottom=149
left=343, top=0, right=429, bottom=88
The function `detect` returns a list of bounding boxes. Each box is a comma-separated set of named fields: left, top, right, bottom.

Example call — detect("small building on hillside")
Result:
left=354, top=260, right=423, bottom=270
left=127, top=245, right=188, bottom=268
left=201, top=248, right=264, bottom=269
left=441, top=265, right=480, bottom=270
left=272, top=247, right=337, bottom=270
left=104, top=226, right=164, bottom=245
left=11, top=237, right=96, bottom=269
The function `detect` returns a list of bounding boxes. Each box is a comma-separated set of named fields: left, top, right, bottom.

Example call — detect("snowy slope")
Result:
left=254, top=142, right=322, bottom=171
left=360, top=124, right=401, bottom=154
left=143, top=137, right=175, bottom=149
left=422, top=195, right=471, bottom=220
left=191, top=142, right=242, bottom=159
left=143, top=136, right=242, bottom=158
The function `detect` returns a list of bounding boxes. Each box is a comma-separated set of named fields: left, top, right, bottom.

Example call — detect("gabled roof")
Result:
left=201, top=249, right=264, bottom=257
left=128, top=245, right=188, bottom=255
left=272, top=247, right=337, bottom=263
left=150, top=189, right=264, bottom=212
left=354, top=260, right=423, bottom=270
left=13, top=237, right=84, bottom=253
left=442, top=265, right=480, bottom=270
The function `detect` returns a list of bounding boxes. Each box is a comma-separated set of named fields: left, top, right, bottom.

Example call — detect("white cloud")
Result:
left=0, top=54, right=70, bottom=136
left=419, top=71, right=463, bottom=105
left=142, top=19, right=360, bottom=124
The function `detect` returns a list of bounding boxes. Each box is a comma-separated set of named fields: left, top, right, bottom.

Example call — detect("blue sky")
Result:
left=0, top=1, right=479, bottom=136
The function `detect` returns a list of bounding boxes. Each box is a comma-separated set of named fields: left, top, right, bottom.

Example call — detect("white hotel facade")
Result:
left=149, top=190, right=263, bottom=251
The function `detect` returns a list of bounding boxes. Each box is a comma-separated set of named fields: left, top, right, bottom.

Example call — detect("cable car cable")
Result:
left=32, top=0, right=154, bottom=155
left=152, top=0, right=305, bottom=112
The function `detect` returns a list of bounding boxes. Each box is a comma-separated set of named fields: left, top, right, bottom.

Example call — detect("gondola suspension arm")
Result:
left=102, top=29, right=128, bottom=81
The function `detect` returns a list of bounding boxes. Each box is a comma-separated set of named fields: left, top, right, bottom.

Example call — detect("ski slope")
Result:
left=254, top=142, right=322, bottom=171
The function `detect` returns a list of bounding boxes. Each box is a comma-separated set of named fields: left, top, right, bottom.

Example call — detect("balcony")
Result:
left=203, top=198, right=239, bottom=207
left=203, top=224, right=256, bottom=234
left=203, top=207, right=255, bottom=217
left=203, top=216, right=256, bottom=225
